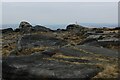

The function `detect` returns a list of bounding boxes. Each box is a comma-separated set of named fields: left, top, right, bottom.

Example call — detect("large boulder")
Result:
left=66, top=24, right=86, bottom=34
left=19, top=21, right=32, bottom=33
left=66, top=24, right=84, bottom=30
left=19, top=21, right=32, bottom=29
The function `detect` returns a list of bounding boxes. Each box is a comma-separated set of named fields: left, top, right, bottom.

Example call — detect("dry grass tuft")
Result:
left=93, top=64, right=119, bottom=78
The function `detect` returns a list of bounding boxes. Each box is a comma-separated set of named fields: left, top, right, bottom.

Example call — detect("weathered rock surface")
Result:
left=2, top=52, right=102, bottom=79
left=75, top=45, right=118, bottom=58
left=18, top=34, right=68, bottom=49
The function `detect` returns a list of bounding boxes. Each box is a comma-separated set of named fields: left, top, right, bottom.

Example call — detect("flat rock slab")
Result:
left=57, top=47, right=92, bottom=57
left=2, top=52, right=102, bottom=80
left=18, top=34, right=67, bottom=49
left=52, top=47, right=102, bottom=64
left=75, top=45, right=118, bottom=58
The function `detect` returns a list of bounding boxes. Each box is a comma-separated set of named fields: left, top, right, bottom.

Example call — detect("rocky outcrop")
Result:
left=66, top=24, right=86, bottom=36
left=19, top=21, right=32, bottom=33
left=19, top=22, right=54, bottom=33
left=2, top=28, right=13, bottom=34
left=32, top=25, right=52, bottom=32
left=66, top=24, right=84, bottom=30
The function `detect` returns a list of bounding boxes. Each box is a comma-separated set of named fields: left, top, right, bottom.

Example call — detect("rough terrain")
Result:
left=1, top=21, right=119, bottom=79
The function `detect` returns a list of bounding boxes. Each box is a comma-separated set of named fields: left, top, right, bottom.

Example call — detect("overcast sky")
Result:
left=2, top=2, right=118, bottom=25
left=1, top=0, right=119, bottom=2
